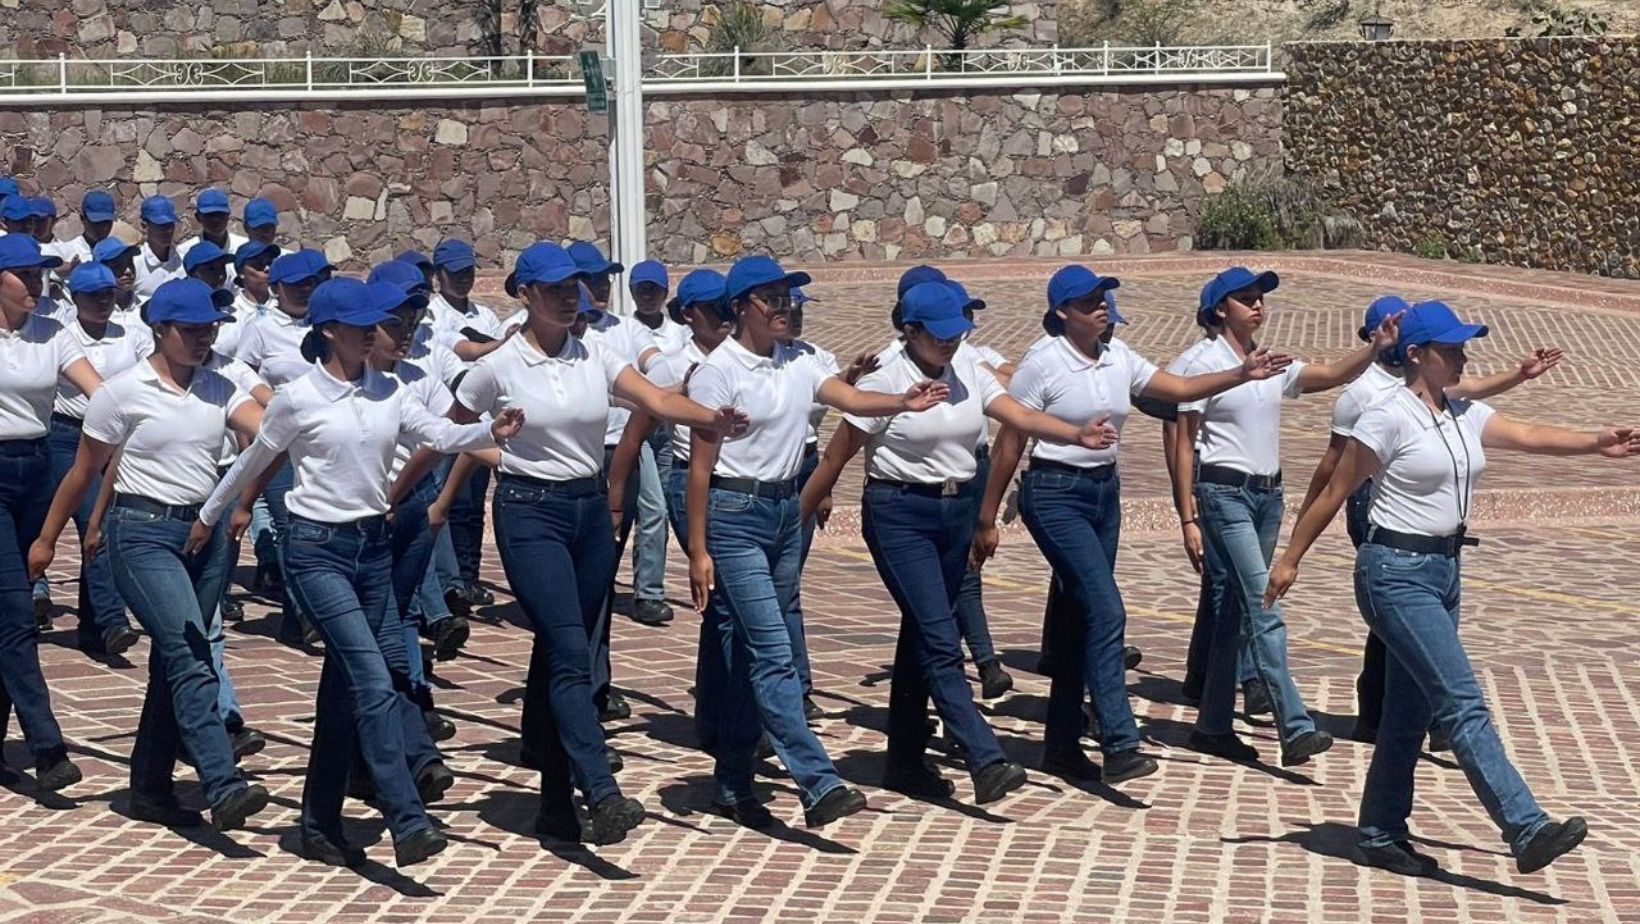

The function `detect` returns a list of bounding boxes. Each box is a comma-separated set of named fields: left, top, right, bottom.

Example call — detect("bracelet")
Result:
left=1180, top=517, right=1197, bottom=526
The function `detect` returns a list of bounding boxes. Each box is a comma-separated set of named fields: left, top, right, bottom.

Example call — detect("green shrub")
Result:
left=1196, top=172, right=1345, bottom=252
left=1412, top=232, right=1450, bottom=260
left=1196, top=185, right=1282, bottom=251
left=702, top=2, right=783, bottom=76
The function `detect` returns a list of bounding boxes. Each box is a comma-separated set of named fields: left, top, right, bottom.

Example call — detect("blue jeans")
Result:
left=594, top=445, right=639, bottom=710
left=1019, top=467, right=1140, bottom=756
left=47, top=415, right=130, bottom=641
left=631, top=428, right=669, bottom=602
left=666, top=464, right=726, bottom=754
left=207, top=601, right=243, bottom=731
left=264, top=460, right=311, bottom=640
left=1182, top=535, right=1237, bottom=693
left=1354, top=542, right=1548, bottom=853
left=438, top=455, right=489, bottom=588
left=105, top=503, right=244, bottom=803
left=1346, top=480, right=1389, bottom=730
left=494, top=476, right=621, bottom=811
left=780, top=445, right=819, bottom=696
left=863, top=481, right=1006, bottom=771
left=410, top=529, right=458, bottom=627
left=0, top=438, right=67, bottom=761
left=707, top=488, right=844, bottom=806
left=390, top=476, right=441, bottom=705
left=1194, top=482, right=1316, bottom=742
left=283, top=514, right=433, bottom=844
left=953, top=445, right=996, bottom=664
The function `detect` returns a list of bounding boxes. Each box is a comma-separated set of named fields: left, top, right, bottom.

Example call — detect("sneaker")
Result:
left=977, top=659, right=1014, bottom=699
left=1123, top=646, right=1144, bottom=670
left=1042, top=748, right=1101, bottom=781
left=220, top=597, right=245, bottom=623
left=1281, top=730, right=1335, bottom=767
left=101, top=624, right=140, bottom=656
left=803, top=695, right=823, bottom=722
left=34, top=753, right=81, bottom=792
left=1361, top=840, right=1440, bottom=876
left=803, top=785, right=867, bottom=828
left=1188, top=730, right=1260, bottom=763
left=630, top=599, right=674, bottom=627
left=393, top=826, right=449, bottom=867
left=230, top=728, right=267, bottom=762
left=424, top=710, right=456, bottom=742
left=128, top=792, right=204, bottom=828
left=605, top=746, right=624, bottom=774
left=1102, top=750, right=1159, bottom=784
left=709, top=795, right=775, bottom=829
left=1516, top=817, right=1588, bottom=874
left=300, top=831, right=365, bottom=867
left=210, top=783, right=270, bottom=832
left=415, top=761, right=456, bottom=805
left=33, top=594, right=52, bottom=631
left=443, top=586, right=472, bottom=619
left=972, top=761, right=1027, bottom=804
left=583, top=795, right=645, bottom=845
left=600, top=690, right=631, bottom=722
left=430, top=615, right=470, bottom=662
left=1242, top=678, right=1273, bottom=717
left=882, top=760, right=955, bottom=800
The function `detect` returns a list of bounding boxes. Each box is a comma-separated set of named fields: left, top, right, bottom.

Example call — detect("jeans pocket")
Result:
left=1024, top=471, right=1076, bottom=494
left=708, top=490, right=754, bottom=513
left=287, top=520, right=331, bottom=545
left=108, top=506, right=161, bottom=524
left=1376, top=548, right=1431, bottom=571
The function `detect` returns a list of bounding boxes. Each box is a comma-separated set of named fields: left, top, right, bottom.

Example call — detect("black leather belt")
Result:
left=1198, top=463, right=1282, bottom=491
left=867, top=476, right=972, bottom=498
left=1365, top=524, right=1478, bottom=557
left=1029, top=458, right=1116, bottom=481
left=114, top=494, right=203, bottom=522
left=710, top=475, right=799, bottom=499
left=497, top=472, right=605, bottom=494
left=50, top=412, right=84, bottom=428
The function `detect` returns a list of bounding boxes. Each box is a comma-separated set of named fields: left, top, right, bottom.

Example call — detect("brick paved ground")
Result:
left=4, top=253, right=1640, bottom=923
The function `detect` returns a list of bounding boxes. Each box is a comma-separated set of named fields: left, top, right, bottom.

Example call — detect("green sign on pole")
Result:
left=579, top=50, right=608, bottom=113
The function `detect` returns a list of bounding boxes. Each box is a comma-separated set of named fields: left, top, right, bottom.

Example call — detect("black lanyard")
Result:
left=1415, top=390, right=1480, bottom=544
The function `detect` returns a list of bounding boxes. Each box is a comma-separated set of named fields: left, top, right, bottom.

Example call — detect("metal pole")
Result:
left=305, top=51, right=313, bottom=90
left=58, top=53, right=66, bottom=93
left=606, top=0, right=647, bottom=316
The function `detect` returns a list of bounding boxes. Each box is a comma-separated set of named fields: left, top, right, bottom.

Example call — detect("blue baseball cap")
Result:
left=396, top=249, right=433, bottom=270
left=724, top=255, right=811, bottom=305
left=0, top=234, right=63, bottom=270
left=897, top=264, right=947, bottom=299
left=243, top=197, right=277, bottom=229
left=140, top=195, right=178, bottom=225
left=366, top=279, right=428, bottom=314
left=67, top=262, right=118, bottom=295
left=92, top=237, right=140, bottom=265
left=183, top=240, right=232, bottom=273
left=1361, top=295, right=1410, bottom=342
left=511, top=242, right=586, bottom=290
left=29, top=197, right=56, bottom=219
left=666, top=268, right=728, bottom=324
left=901, top=282, right=976, bottom=341
left=567, top=241, right=623, bottom=276
left=367, top=259, right=432, bottom=295
left=1, top=196, right=33, bottom=222
left=1397, top=301, right=1488, bottom=362
left=146, top=278, right=234, bottom=325
left=944, top=280, right=985, bottom=312
left=432, top=238, right=476, bottom=272
left=1198, top=266, right=1279, bottom=325
left=269, top=249, right=333, bottom=286
left=578, top=284, right=601, bottom=317
left=233, top=239, right=281, bottom=270
left=1044, top=265, right=1122, bottom=335
left=80, top=189, right=116, bottom=222
left=0, top=178, right=17, bottom=198
left=792, top=286, right=822, bottom=305
left=195, top=189, right=230, bottom=215
left=629, top=259, right=669, bottom=291
left=300, top=277, right=407, bottom=361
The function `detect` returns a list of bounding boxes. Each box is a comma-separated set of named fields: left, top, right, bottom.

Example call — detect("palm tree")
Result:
left=884, top=0, right=1030, bottom=69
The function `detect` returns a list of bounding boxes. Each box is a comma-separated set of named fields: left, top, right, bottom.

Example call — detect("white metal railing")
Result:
left=0, top=53, right=585, bottom=94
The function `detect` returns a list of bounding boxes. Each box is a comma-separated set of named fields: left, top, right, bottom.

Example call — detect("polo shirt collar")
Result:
left=312, top=363, right=366, bottom=401
left=1053, top=335, right=1108, bottom=372
left=514, top=330, right=580, bottom=368
left=721, top=335, right=775, bottom=371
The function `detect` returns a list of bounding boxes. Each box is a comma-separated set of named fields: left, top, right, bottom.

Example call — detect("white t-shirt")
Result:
left=846, top=346, right=1005, bottom=483
left=50, top=235, right=96, bottom=268
left=1169, top=336, right=1306, bottom=477
left=647, top=339, right=712, bottom=463
left=426, top=293, right=503, bottom=364
left=177, top=232, right=248, bottom=262
left=1011, top=336, right=1158, bottom=469
left=878, top=339, right=1004, bottom=452
left=213, top=288, right=276, bottom=359
left=456, top=332, right=630, bottom=482
left=0, top=313, right=88, bottom=440
left=132, top=242, right=185, bottom=302
left=583, top=311, right=658, bottom=445
left=388, top=356, right=455, bottom=483
left=1353, top=389, right=1492, bottom=537
left=204, top=351, right=268, bottom=467
left=1330, top=361, right=1402, bottom=438
left=788, top=339, right=838, bottom=445
left=82, top=359, right=252, bottom=506
left=234, top=305, right=313, bottom=388
left=688, top=336, right=832, bottom=483
left=54, top=317, right=153, bottom=419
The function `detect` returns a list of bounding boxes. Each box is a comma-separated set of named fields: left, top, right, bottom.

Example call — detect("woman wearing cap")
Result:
left=684, top=255, right=948, bottom=828
left=242, top=198, right=279, bottom=247
left=182, top=241, right=234, bottom=295
left=1266, top=300, right=1629, bottom=876
left=52, top=190, right=117, bottom=269
left=210, top=241, right=280, bottom=360
left=1170, top=266, right=1398, bottom=768
left=133, top=196, right=184, bottom=302
left=799, top=280, right=1122, bottom=804
left=971, top=264, right=1291, bottom=784
left=91, top=237, right=142, bottom=321
left=0, top=235, right=102, bottom=792
left=28, top=278, right=271, bottom=832
left=1295, top=296, right=1563, bottom=744
left=199, top=277, right=521, bottom=868
left=177, top=189, right=247, bottom=262
left=427, top=244, right=742, bottom=845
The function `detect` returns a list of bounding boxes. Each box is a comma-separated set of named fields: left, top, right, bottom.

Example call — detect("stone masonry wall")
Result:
left=1284, top=38, right=1640, bottom=279
left=0, top=83, right=1282, bottom=269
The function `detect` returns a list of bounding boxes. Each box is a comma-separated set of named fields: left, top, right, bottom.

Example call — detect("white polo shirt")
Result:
left=584, top=311, right=659, bottom=445
left=876, top=339, right=1003, bottom=452
left=202, top=364, right=494, bottom=525
left=212, top=288, right=276, bottom=358
left=0, top=313, right=88, bottom=440
left=132, top=242, right=185, bottom=302
left=1168, top=336, right=1306, bottom=477
left=54, top=317, right=153, bottom=419
left=847, top=345, right=1004, bottom=483
left=1353, top=388, right=1492, bottom=537
left=688, top=336, right=832, bottom=483
left=234, top=305, right=313, bottom=388
left=635, top=314, right=689, bottom=355
left=204, top=350, right=268, bottom=467
left=426, top=293, right=503, bottom=364
left=177, top=232, right=248, bottom=262
left=647, top=339, right=711, bottom=463
left=388, top=356, right=456, bottom=483
left=1330, top=360, right=1402, bottom=438
left=82, top=359, right=252, bottom=506
left=456, top=331, right=630, bottom=482
left=788, top=338, right=838, bottom=445
left=51, top=235, right=96, bottom=268
left=1011, top=336, right=1158, bottom=469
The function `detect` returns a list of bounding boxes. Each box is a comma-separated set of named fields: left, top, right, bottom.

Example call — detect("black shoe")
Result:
left=1517, top=817, right=1588, bottom=874
left=128, top=792, right=205, bottom=828
left=302, top=626, right=322, bottom=648
left=1361, top=840, right=1440, bottom=876
left=416, top=761, right=455, bottom=805
left=1281, top=730, right=1334, bottom=766
left=882, top=760, right=956, bottom=800
left=230, top=728, right=266, bottom=762
left=1123, top=646, right=1144, bottom=670
left=605, top=746, right=624, bottom=774
left=600, top=690, right=631, bottom=722
left=424, top=710, right=456, bottom=742
left=34, top=753, right=81, bottom=792
left=1243, top=678, right=1273, bottom=717
left=710, top=795, right=775, bottom=829
left=1427, top=728, right=1452, bottom=753
left=220, top=597, right=245, bottom=623
left=443, top=586, right=472, bottom=619
left=1042, top=748, right=1101, bottom=781
left=972, top=761, right=1027, bottom=804
left=583, top=794, right=645, bottom=845
left=300, top=831, right=365, bottom=867
left=467, top=584, right=494, bottom=606
left=754, top=734, right=775, bottom=760
left=803, top=695, right=823, bottom=722
left=0, top=762, right=17, bottom=785
left=210, top=783, right=270, bottom=832
left=1351, top=721, right=1379, bottom=744
left=102, top=624, right=139, bottom=656
left=1103, top=750, right=1159, bottom=784
left=977, top=659, right=1014, bottom=699
left=803, top=785, right=867, bottom=828
left=1189, top=730, right=1260, bottom=763
left=534, top=806, right=581, bottom=842
left=394, top=826, right=449, bottom=867
left=630, top=599, right=674, bottom=627
left=430, top=615, right=470, bottom=662
left=33, top=594, right=52, bottom=631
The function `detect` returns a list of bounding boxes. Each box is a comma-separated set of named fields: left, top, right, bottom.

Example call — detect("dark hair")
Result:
left=1195, top=303, right=1223, bottom=331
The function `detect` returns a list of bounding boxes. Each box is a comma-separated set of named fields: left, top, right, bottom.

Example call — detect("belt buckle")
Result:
left=941, top=478, right=960, bottom=497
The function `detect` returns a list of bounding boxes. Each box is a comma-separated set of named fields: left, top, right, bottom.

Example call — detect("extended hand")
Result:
left=229, top=506, right=253, bottom=543
left=902, top=380, right=951, bottom=412
left=1597, top=426, right=1640, bottom=458
left=490, top=406, right=526, bottom=440
left=1519, top=347, right=1565, bottom=380
left=184, top=519, right=214, bottom=554
left=1181, top=521, right=1204, bottom=574
left=1241, top=347, right=1295, bottom=381
left=843, top=351, right=880, bottom=385
left=815, top=494, right=834, bottom=531
left=706, top=405, right=750, bottom=438
left=1077, top=413, right=1121, bottom=450
left=1369, top=311, right=1406, bottom=352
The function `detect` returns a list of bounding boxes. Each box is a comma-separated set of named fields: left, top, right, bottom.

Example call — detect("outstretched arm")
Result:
left=1482, top=417, right=1640, bottom=457
left=1446, top=348, right=1563, bottom=401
